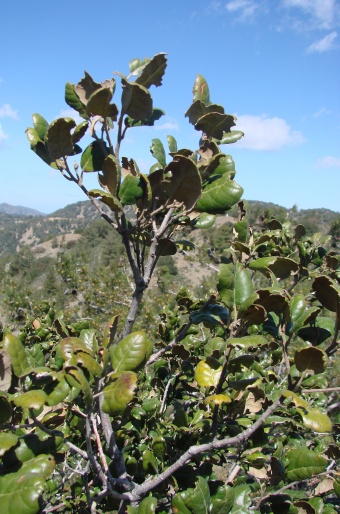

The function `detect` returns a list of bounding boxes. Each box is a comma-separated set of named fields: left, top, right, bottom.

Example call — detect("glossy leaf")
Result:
left=32, top=113, right=49, bottom=140
left=150, top=138, right=166, bottom=167
left=192, top=74, right=210, bottom=104
left=45, top=118, right=76, bottom=160
left=88, top=189, right=122, bottom=211
left=217, top=262, right=234, bottom=310
left=0, top=396, right=12, bottom=423
left=138, top=495, right=158, bottom=513
left=142, top=449, right=158, bottom=474
left=102, top=371, right=137, bottom=416
left=211, top=485, right=235, bottom=514
left=294, top=347, right=327, bottom=374
left=13, top=390, right=48, bottom=409
left=46, top=372, right=71, bottom=406
left=297, top=407, right=332, bottom=433
left=195, top=358, right=222, bottom=387
left=119, top=175, right=144, bottom=205
left=234, top=266, right=254, bottom=307
left=110, top=331, right=153, bottom=373
left=64, top=366, right=92, bottom=405
left=167, top=134, right=177, bottom=153
left=0, top=454, right=54, bottom=514
left=0, top=350, right=12, bottom=392
left=135, top=52, right=167, bottom=88
left=227, top=335, right=269, bottom=349
left=204, top=394, right=231, bottom=406
left=65, top=82, right=88, bottom=119
left=59, top=337, right=94, bottom=360
left=192, top=213, right=216, bottom=229
left=249, top=256, right=298, bottom=279
left=80, top=141, right=108, bottom=172
left=25, top=128, right=57, bottom=168
left=286, top=448, right=327, bottom=481
left=129, top=57, right=150, bottom=75
left=0, top=433, right=19, bottom=457
left=196, top=174, right=243, bottom=214
left=217, top=130, right=244, bottom=145
left=3, top=333, right=29, bottom=377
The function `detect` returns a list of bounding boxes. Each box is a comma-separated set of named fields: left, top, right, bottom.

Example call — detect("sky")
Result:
left=0, top=0, right=339, bottom=214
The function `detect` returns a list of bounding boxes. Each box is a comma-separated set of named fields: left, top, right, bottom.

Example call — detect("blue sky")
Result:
left=1, top=0, right=339, bottom=214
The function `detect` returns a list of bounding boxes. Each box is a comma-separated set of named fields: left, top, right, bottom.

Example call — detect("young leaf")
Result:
left=110, top=331, right=153, bottom=373
left=192, top=74, right=210, bottom=104
left=195, top=358, right=222, bottom=387
left=102, top=371, right=137, bottom=416
left=150, top=138, right=167, bottom=167
left=32, top=113, right=49, bottom=140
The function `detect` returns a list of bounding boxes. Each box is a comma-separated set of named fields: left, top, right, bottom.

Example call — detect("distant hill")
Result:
left=0, top=199, right=338, bottom=258
left=0, top=203, right=44, bottom=217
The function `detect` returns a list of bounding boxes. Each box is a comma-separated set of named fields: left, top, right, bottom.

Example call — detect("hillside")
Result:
left=0, top=199, right=339, bottom=330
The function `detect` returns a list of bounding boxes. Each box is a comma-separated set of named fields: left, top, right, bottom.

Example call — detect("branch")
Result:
left=128, top=396, right=282, bottom=502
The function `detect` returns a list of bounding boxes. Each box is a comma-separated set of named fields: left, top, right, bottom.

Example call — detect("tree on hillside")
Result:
left=0, top=54, right=339, bottom=514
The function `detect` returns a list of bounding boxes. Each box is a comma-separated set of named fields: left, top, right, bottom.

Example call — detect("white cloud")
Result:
left=0, top=103, right=19, bottom=119
left=282, top=0, right=338, bottom=29
left=225, top=0, right=258, bottom=20
left=154, top=121, right=179, bottom=131
left=235, top=114, right=306, bottom=150
left=313, top=107, right=331, bottom=117
left=0, top=124, right=9, bottom=146
left=315, top=155, right=340, bottom=167
left=307, top=31, right=338, bottom=52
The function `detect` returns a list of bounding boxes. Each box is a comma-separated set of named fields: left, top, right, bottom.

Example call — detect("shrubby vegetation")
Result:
left=0, top=54, right=339, bottom=514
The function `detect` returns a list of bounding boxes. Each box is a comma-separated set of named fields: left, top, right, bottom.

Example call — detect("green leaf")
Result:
left=72, top=121, right=89, bottom=144
left=45, top=117, right=77, bottom=160
left=110, top=331, right=153, bottom=373
left=294, top=347, right=327, bottom=374
left=217, top=130, right=244, bottom=145
left=102, top=371, right=137, bottom=416
left=46, top=372, right=71, bottom=406
left=135, top=52, right=167, bottom=88
left=142, top=449, right=159, bottom=474
left=64, top=366, right=92, bottom=405
left=217, top=262, right=234, bottom=310
left=119, top=175, right=144, bottom=205
left=150, top=138, right=166, bottom=167
left=0, top=396, right=12, bottom=423
left=80, top=141, right=108, bottom=172
left=185, top=101, right=224, bottom=126
left=211, top=485, right=234, bottom=514
left=86, top=87, right=118, bottom=119
left=286, top=448, right=327, bottom=481
left=138, top=495, right=158, bottom=513
left=167, top=135, right=177, bottom=153
left=0, top=454, right=55, bottom=514
left=230, top=485, right=251, bottom=513
left=129, top=57, right=150, bottom=76
left=125, top=108, right=165, bottom=128
left=297, top=407, right=332, bottom=433
left=163, top=155, right=202, bottom=211
left=249, top=256, right=298, bottom=279
left=65, top=81, right=88, bottom=119
left=234, top=266, right=254, bottom=307
left=3, top=333, right=29, bottom=377
left=32, top=113, right=49, bottom=140
left=25, top=127, right=58, bottom=168
left=204, top=393, right=231, bottom=406
left=192, top=74, right=210, bottom=104
left=195, top=358, right=222, bottom=387
left=121, top=78, right=153, bottom=119
left=192, top=212, right=216, bottom=229
left=0, top=433, right=19, bottom=457
left=0, top=350, right=12, bottom=392
left=195, top=112, right=236, bottom=140
left=196, top=174, right=243, bottom=214
left=88, top=189, right=123, bottom=211
left=13, top=390, right=48, bottom=409
left=227, top=335, right=269, bottom=349
left=185, top=477, right=211, bottom=514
